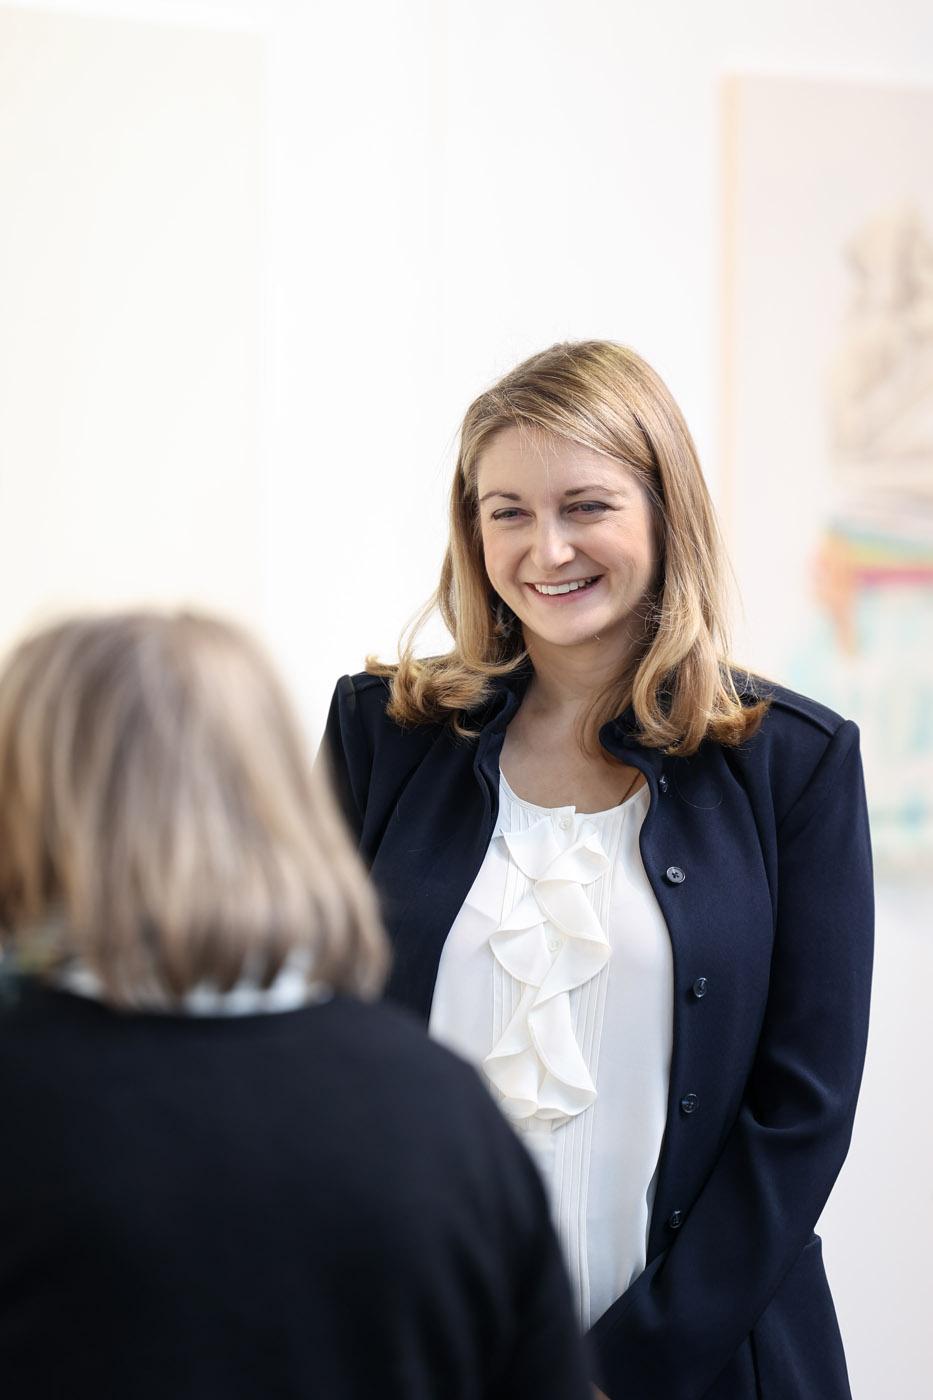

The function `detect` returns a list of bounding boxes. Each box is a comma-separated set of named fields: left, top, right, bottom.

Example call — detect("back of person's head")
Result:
left=0, top=611, right=388, bottom=1008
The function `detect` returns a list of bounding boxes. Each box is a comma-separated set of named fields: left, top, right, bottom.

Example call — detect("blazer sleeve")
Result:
left=588, top=719, right=874, bottom=1400
left=317, top=675, right=372, bottom=843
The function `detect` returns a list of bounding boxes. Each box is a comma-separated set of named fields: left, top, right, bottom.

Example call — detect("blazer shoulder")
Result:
left=335, top=670, right=444, bottom=748
left=338, top=669, right=393, bottom=707
left=325, top=671, right=449, bottom=823
left=724, top=674, right=861, bottom=827
left=737, top=673, right=849, bottom=740
left=328, top=671, right=391, bottom=744
left=343, top=669, right=393, bottom=695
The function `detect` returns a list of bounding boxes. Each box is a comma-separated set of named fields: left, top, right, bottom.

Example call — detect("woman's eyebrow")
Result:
left=478, top=489, right=522, bottom=504
left=478, top=482, right=623, bottom=505
left=563, top=483, right=622, bottom=497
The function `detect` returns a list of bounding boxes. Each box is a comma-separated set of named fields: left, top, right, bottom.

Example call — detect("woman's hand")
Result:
left=593, top=1388, right=610, bottom=1399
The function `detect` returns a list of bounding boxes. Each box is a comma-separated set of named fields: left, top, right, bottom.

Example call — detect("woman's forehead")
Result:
left=475, top=426, right=630, bottom=498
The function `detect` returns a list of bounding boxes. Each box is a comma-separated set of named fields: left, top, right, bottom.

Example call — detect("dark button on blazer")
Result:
left=321, top=666, right=874, bottom=1400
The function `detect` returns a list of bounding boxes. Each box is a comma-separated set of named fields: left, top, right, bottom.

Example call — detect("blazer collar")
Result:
left=472, top=660, right=665, bottom=780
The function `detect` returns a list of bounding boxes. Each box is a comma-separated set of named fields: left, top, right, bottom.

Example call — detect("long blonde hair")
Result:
left=369, top=340, right=766, bottom=754
left=0, top=612, right=388, bottom=1008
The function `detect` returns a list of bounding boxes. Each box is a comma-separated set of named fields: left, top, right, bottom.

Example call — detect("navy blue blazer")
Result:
left=321, top=664, right=874, bottom=1400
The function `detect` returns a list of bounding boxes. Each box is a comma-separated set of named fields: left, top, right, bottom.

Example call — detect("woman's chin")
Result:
left=521, top=617, right=614, bottom=650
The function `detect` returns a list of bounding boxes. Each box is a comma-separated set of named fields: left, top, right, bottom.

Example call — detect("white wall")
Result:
left=0, top=0, right=265, bottom=643
left=2, top=2, right=932, bottom=1395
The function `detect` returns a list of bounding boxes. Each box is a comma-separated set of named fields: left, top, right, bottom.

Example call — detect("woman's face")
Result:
left=476, top=427, right=658, bottom=657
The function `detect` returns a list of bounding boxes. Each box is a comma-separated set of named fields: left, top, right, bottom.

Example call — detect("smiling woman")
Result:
left=477, top=430, right=657, bottom=667
left=366, top=340, right=761, bottom=761
left=321, top=341, right=873, bottom=1400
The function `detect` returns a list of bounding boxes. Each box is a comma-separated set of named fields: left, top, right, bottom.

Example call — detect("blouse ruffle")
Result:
left=483, top=813, right=611, bottom=1127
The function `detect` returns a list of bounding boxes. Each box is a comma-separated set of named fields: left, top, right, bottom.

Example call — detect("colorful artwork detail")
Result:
left=797, top=206, right=933, bottom=874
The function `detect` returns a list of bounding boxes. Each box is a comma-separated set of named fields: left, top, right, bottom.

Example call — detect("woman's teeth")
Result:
left=531, top=577, right=598, bottom=596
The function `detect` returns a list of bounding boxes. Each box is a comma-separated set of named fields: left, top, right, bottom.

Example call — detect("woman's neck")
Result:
left=522, top=634, right=631, bottom=720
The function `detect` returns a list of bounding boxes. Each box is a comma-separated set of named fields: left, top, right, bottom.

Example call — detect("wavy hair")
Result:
left=0, top=612, right=388, bottom=1008
left=368, top=340, right=766, bottom=755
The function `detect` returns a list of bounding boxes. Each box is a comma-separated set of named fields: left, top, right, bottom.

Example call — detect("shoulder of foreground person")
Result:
left=314, top=992, right=528, bottom=1126
left=326, top=996, right=596, bottom=1400
left=274, top=993, right=597, bottom=1400
left=0, top=984, right=594, bottom=1400
left=316, top=996, right=571, bottom=1248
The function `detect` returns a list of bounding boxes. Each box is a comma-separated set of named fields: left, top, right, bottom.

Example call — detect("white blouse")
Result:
left=429, top=773, right=673, bottom=1330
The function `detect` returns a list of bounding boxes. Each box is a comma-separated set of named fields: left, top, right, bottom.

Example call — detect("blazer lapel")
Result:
left=378, top=679, right=523, bottom=1019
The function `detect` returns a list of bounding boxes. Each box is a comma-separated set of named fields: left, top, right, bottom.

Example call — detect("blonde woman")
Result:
left=322, top=341, right=874, bottom=1400
left=0, top=612, right=592, bottom=1400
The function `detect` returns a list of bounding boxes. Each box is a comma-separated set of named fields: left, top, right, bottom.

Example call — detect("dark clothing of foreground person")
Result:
left=0, top=980, right=592, bottom=1400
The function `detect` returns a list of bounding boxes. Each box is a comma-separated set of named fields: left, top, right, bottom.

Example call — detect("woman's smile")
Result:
left=525, top=575, right=603, bottom=600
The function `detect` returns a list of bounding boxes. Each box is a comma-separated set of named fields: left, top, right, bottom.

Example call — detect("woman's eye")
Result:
left=490, top=503, right=609, bottom=522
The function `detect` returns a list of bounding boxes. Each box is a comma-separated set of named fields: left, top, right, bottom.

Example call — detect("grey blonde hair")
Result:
left=369, top=340, right=767, bottom=755
left=0, top=612, right=388, bottom=1008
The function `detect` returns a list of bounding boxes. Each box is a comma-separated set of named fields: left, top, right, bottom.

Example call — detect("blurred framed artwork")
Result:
left=721, top=75, right=933, bottom=876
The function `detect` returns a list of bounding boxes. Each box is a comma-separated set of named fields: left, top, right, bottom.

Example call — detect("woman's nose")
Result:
left=529, top=518, right=575, bottom=573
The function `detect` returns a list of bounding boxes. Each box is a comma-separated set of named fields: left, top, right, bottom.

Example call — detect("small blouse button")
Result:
left=692, top=977, right=709, bottom=999
left=668, top=1209, right=684, bottom=1230
left=558, top=815, right=573, bottom=831
left=665, top=866, right=686, bottom=885
left=547, top=938, right=561, bottom=953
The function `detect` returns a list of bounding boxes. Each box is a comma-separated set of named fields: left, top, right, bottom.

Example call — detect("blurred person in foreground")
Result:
left=0, top=612, right=592, bottom=1400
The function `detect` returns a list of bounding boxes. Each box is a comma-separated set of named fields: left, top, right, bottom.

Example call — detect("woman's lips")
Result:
left=524, top=575, right=603, bottom=602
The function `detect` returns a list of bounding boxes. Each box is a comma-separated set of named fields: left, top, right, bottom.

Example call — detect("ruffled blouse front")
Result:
left=483, top=815, right=612, bottom=1126
left=429, top=774, right=674, bottom=1331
